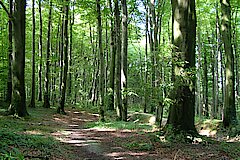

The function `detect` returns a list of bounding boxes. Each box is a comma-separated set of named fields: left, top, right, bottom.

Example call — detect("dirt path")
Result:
left=35, top=108, right=239, bottom=160
left=49, top=110, right=160, bottom=160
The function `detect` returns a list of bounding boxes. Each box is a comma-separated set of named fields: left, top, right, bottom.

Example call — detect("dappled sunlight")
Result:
left=106, top=151, right=148, bottom=157
left=24, top=130, right=43, bottom=135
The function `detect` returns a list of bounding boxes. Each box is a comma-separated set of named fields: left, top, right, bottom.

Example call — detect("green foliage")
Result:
left=84, top=120, right=153, bottom=131
left=0, top=128, right=61, bottom=159
left=124, top=141, right=153, bottom=151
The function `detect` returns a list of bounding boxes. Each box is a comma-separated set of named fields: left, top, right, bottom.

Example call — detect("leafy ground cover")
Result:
left=0, top=105, right=239, bottom=160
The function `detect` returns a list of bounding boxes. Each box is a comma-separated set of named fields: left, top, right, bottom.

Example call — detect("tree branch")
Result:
left=0, top=1, right=11, bottom=18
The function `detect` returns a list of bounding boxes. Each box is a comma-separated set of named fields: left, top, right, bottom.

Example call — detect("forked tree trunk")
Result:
left=58, top=0, right=69, bottom=114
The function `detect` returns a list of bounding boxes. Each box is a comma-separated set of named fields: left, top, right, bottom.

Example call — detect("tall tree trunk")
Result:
left=203, top=45, right=209, bottom=117
left=6, top=0, right=13, bottom=104
left=38, top=0, right=43, bottom=101
left=121, top=0, right=128, bottom=121
left=43, top=0, right=52, bottom=108
left=197, top=30, right=203, bottom=117
left=96, top=0, right=105, bottom=121
left=30, top=0, right=36, bottom=108
left=8, top=0, right=28, bottom=116
left=114, top=0, right=122, bottom=120
left=68, top=1, right=74, bottom=101
left=221, top=0, right=237, bottom=127
left=143, top=1, right=149, bottom=113
left=108, top=0, right=116, bottom=111
left=58, top=0, right=69, bottom=114
left=167, top=0, right=197, bottom=132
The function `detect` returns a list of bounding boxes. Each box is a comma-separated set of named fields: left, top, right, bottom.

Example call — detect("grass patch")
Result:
left=0, top=107, right=73, bottom=159
left=84, top=120, right=154, bottom=131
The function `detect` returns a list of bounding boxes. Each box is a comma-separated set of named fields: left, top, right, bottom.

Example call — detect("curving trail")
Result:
left=50, top=110, right=160, bottom=160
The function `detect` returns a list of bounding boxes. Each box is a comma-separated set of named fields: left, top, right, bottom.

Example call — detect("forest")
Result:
left=0, top=0, right=239, bottom=159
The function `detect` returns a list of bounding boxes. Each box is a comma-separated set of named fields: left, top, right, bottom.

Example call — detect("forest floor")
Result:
left=0, top=106, right=240, bottom=160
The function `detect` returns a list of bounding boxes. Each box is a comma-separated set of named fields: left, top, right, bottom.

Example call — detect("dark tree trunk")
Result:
left=58, top=0, right=69, bottom=114
left=221, top=0, right=237, bottom=127
left=121, top=0, right=128, bottom=121
left=6, top=0, right=13, bottom=104
left=107, top=0, right=115, bottom=111
left=167, top=0, right=197, bottom=132
left=43, top=0, right=52, bottom=108
left=114, top=0, right=122, bottom=120
left=29, top=0, right=36, bottom=108
left=8, top=0, right=28, bottom=117
left=96, top=0, right=105, bottom=121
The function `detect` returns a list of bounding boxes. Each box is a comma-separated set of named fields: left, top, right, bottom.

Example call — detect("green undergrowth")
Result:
left=0, top=107, right=72, bottom=160
left=0, top=128, right=64, bottom=159
left=84, top=120, right=154, bottom=131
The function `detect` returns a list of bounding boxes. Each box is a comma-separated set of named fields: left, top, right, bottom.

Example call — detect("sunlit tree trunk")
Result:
left=221, top=0, right=237, bottom=127
left=167, top=0, right=197, bottom=132
left=38, top=0, right=43, bottom=101
left=121, top=0, right=128, bottom=121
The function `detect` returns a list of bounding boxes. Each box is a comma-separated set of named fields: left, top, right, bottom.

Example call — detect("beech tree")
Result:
left=167, top=0, right=197, bottom=132
left=221, top=0, right=237, bottom=127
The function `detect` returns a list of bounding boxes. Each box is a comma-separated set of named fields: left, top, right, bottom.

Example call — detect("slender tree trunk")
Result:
left=203, top=45, right=209, bottom=117
left=43, top=0, right=52, bottom=108
left=58, top=0, right=69, bottom=114
left=167, top=0, right=197, bottom=132
left=114, top=0, right=122, bottom=120
left=221, top=0, right=237, bottom=127
left=6, top=0, right=13, bottom=104
left=121, top=0, right=128, bottom=121
left=38, top=0, right=43, bottom=101
left=30, top=0, right=36, bottom=108
left=107, top=0, right=115, bottom=111
left=68, top=1, right=74, bottom=101
left=144, top=1, right=149, bottom=113
left=197, top=30, right=203, bottom=117
left=8, top=0, right=28, bottom=116
left=96, top=0, right=105, bottom=121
